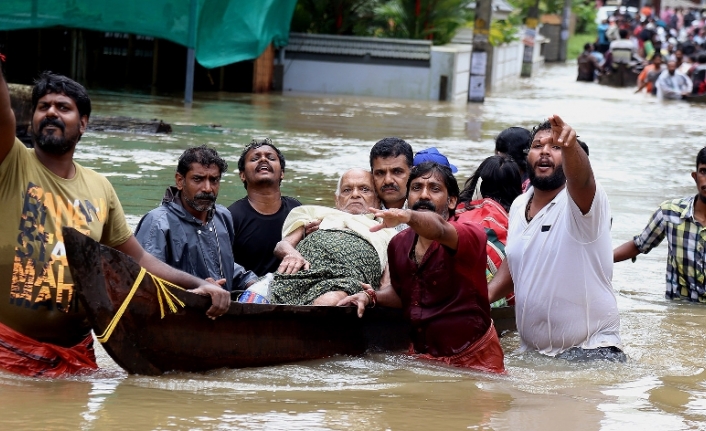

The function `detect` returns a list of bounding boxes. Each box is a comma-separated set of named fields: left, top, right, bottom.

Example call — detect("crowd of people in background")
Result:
left=578, top=4, right=706, bottom=98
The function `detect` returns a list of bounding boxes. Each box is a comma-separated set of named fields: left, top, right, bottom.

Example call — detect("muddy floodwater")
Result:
left=3, top=62, right=706, bottom=430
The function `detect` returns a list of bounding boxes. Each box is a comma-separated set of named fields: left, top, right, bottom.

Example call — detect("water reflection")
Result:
left=3, top=61, right=706, bottom=430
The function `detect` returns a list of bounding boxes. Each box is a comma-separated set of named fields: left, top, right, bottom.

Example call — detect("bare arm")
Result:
left=337, top=265, right=401, bottom=318
left=614, top=240, right=640, bottom=262
left=549, top=114, right=595, bottom=214
left=488, top=260, right=514, bottom=304
left=274, top=226, right=310, bottom=274
left=114, top=236, right=230, bottom=318
left=370, top=207, right=459, bottom=250
left=0, top=62, right=16, bottom=165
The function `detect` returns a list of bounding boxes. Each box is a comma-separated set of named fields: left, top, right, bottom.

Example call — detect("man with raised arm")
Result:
left=0, top=69, right=229, bottom=377
left=488, top=116, right=624, bottom=362
left=338, top=162, right=505, bottom=373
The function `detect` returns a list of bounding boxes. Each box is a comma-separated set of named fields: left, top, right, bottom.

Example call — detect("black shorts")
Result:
left=555, top=346, right=627, bottom=363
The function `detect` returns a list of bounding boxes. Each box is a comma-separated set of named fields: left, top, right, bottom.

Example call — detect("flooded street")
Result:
left=3, top=61, right=706, bottom=430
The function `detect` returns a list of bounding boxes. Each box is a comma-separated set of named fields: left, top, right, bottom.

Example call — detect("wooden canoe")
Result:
left=598, top=64, right=639, bottom=87
left=63, top=227, right=516, bottom=375
left=685, top=93, right=706, bottom=104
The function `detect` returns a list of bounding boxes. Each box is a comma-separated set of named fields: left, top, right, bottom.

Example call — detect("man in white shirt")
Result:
left=488, top=116, right=624, bottom=362
left=656, top=60, right=693, bottom=99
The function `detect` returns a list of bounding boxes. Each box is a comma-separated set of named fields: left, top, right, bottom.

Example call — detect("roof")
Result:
left=286, top=33, right=432, bottom=61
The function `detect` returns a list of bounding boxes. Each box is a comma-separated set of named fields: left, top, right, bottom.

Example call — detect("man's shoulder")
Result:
left=75, top=162, right=115, bottom=189
left=450, top=217, right=485, bottom=237
left=282, top=196, right=302, bottom=207
left=227, top=197, right=249, bottom=213
left=658, top=196, right=693, bottom=214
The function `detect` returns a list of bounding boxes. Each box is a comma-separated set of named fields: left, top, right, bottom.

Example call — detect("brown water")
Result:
left=3, top=62, right=706, bottom=430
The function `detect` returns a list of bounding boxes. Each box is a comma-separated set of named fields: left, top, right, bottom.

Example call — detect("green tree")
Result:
left=291, top=0, right=375, bottom=34
left=368, top=0, right=474, bottom=44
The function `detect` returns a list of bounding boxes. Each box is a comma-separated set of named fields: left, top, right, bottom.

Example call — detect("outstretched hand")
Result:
left=369, top=207, right=410, bottom=232
left=336, top=283, right=372, bottom=318
left=191, top=283, right=230, bottom=319
left=548, top=114, right=578, bottom=149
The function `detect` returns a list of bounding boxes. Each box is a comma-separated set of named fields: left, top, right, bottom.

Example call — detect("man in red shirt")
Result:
left=337, top=162, right=505, bottom=373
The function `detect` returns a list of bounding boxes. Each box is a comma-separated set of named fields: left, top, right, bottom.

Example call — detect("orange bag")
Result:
left=0, top=321, right=97, bottom=378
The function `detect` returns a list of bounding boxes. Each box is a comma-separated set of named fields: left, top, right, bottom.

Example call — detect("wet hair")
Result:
left=494, top=126, right=531, bottom=175
left=32, top=71, right=92, bottom=119
left=237, top=138, right=285, bottom=189
left=529, top=120, right=552, bottom=144
left=369, top=137, right=413, bottom=169
left=696, top=147, right=706, bottom=169
left=407, top=162, right=459, bottom=217
left=177, top=145, right=228, bottom=176
left=459, top=156, right=521, bottom=212
left=238, top=138, right=285, bottom=172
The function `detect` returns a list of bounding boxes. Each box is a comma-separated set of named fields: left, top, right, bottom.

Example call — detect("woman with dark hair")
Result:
left=493, top=127, right=531, bottom=191
left=457, top=156, right=522, bottom=306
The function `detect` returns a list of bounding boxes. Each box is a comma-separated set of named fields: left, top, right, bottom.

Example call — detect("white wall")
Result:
left=281, top=38, right=539, bottom=100
left=430, top=44, right=471, bottom=102
left=490, top=41, right=524, bottom=90
left=282, top=60, right=431, bottom=100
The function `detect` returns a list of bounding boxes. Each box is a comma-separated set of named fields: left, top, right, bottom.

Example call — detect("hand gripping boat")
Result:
left=63, top=227, right=516, bottom=375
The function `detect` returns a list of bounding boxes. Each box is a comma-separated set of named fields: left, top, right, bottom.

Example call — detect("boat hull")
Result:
left=598, top=64, right=639, bottom=87
left=63, top=227, right=515, bottom=375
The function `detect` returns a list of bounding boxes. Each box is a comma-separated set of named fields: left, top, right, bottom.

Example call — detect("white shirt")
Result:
left=506, top=183, right=622, bottom=356
left=655, top=69, right=693, bottom=100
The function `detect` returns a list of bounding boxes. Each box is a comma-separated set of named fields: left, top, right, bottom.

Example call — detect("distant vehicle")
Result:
left=595, top=5, right=640, bottom=24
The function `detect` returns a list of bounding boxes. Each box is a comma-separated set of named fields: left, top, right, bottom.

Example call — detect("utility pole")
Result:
left=184, top=0, right=197, bottom=105
left=558, top=0, right=571, bottom=62
left=520, top=0, right=540, bottom=77
left=468, top=0, right=492, bottom=103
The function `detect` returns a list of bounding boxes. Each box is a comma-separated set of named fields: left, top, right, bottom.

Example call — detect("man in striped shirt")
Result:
left=614, top=147, right=706, bottom=302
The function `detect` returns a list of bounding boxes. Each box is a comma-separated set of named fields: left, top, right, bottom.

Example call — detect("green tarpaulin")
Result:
left=0, top=0, right=298, bottom=68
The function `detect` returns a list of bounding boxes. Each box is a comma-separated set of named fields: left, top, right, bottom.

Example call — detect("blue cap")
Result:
left=413, top=147, right=458, bottom=173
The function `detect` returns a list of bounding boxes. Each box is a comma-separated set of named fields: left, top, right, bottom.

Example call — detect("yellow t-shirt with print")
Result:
left=0, top=138, right=132, bottom=347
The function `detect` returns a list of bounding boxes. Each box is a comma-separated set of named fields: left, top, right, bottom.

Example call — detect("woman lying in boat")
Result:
left=263, top=168, right=397, bottom=306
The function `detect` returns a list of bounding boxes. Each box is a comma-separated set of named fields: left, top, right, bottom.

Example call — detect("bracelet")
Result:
left=363, top=289, right=377, bottom=308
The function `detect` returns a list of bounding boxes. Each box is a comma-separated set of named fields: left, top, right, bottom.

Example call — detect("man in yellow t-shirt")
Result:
left=0, top=67, right=230, bottom=378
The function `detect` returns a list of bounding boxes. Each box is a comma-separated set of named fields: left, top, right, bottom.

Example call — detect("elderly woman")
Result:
left=269, top=169, right=397, bottom=306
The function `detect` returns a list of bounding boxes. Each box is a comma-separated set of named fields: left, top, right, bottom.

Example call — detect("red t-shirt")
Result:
left=388, top=219, right=491, bottom=357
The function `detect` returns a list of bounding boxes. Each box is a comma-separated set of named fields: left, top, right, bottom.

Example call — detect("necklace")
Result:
left=525, top=194, right=534, bottom=223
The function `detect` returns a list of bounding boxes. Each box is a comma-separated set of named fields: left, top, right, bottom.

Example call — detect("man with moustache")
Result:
left=338, top=162, right=505, bottom=373
left=0, top=71, right=229, bottom=377
left=614, top=147, right=706, bottom=303
left=135, top=146, right=257, bottom=292
left=228, top=138, right=301, bottom=277
left=488, top=116, right=624, bottom=362
left=369, top=137, right=413, bottom=231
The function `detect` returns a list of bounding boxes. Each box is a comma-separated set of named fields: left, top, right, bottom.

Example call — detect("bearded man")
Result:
left=488, top=116, right=624, bottom=362
left=0, top=71, right=228, bottom=377
left=135, top=145, right=257, bottom=292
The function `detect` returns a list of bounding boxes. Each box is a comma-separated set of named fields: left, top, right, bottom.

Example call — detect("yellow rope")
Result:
left=96, top=268, right=186, bottom=344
